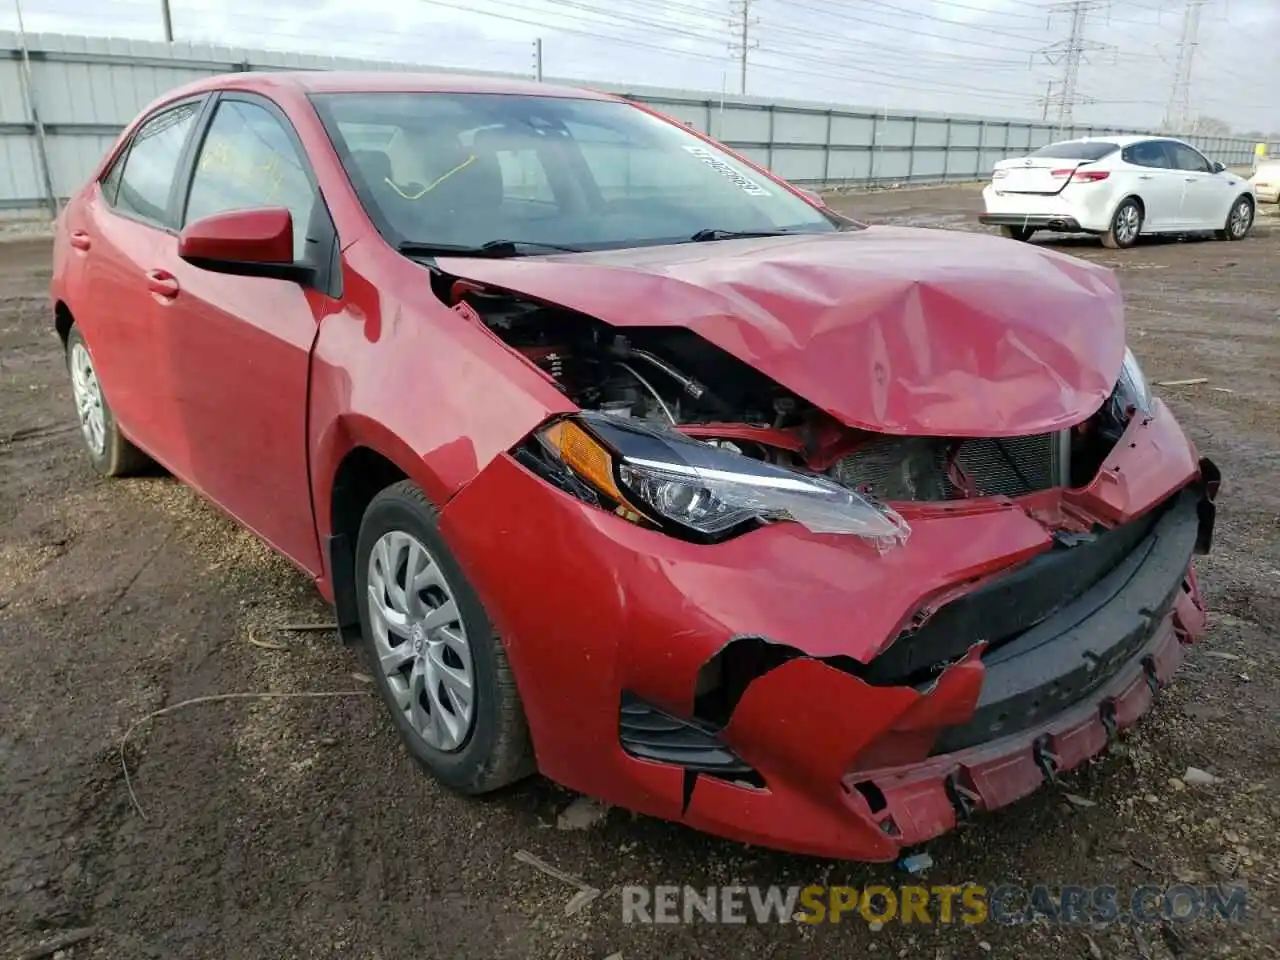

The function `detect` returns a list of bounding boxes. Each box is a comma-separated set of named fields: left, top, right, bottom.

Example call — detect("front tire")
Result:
left=355, top=480, right=535, bottom=794
left=1101, top=198, right=1143, bottom=249
left=65, top=326, right=150, bottom=477
left=1000, top=225, right=1036, bottom=242
left=1217, top=196, right=1254, bottom=240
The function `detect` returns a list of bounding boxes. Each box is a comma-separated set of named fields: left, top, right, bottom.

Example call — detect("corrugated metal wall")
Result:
left=2, top=30, right=1276, bottom=216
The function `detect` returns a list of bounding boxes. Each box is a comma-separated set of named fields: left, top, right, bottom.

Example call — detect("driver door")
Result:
left=1167, top=142, right=1230, bottom=228
left=151, top=93, right=338, bottom=574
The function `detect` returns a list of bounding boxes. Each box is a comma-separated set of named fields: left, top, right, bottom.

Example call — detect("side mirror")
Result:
left=1212, top=160, right=1227, bottom=174
left=178, top=207, right=313, bottom=283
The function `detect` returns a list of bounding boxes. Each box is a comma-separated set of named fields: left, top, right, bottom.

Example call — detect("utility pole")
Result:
left=532, top=37, right=543, bottom=81
left=727, top=0, right=756, bottom=95
left=161, top=0, right=173, bottom=42
left=1163, top=0, right=1207, bottom=133
left=13, top=0, right=58, bottom=216
left=1036, top=0, right=1111, bottom=133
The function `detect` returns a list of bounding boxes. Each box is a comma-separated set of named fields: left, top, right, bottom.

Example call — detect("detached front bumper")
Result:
left=840, top=486, right=1208, bottom=851
left=440, top=400, right=1215, bottom=861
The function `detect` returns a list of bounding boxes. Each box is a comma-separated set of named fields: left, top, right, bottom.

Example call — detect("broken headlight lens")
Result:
left=1110, top=346, right=1152, bottom=420
left=537, top=414, right=909, bottom=547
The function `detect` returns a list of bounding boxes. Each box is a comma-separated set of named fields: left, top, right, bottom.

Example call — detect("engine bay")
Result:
left=446, top=281, right=1129, bottom=504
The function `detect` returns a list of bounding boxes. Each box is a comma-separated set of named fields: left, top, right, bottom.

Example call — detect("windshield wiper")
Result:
left=688, top=228, right=794, bottom=242
left=480, top=239, right=586, bottom=255
left=396, top=239, right=585, bottom=259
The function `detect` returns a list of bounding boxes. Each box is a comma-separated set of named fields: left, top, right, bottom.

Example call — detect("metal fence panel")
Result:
left=1, top=28, right=1277, bottom=214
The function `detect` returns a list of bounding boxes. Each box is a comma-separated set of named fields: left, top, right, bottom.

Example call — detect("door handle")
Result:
left=69, top=230, right=91, bottom=251
left=145, top=269, right=180, bottom=299
left=1184, top=177, right=1197, bottom=182
left=1138, top=174, right=1153, bottom=180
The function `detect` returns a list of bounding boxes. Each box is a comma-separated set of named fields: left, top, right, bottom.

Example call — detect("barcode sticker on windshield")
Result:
left=683, top=145, right=771, bottom=196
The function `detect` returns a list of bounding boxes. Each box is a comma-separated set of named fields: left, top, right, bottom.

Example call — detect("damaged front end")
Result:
left=434, top=272, right=1219, bottom=861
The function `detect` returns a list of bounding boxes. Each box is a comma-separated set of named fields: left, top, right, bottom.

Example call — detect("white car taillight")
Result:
left=1054, top=168, right=1110, bottom=184
left=992, top=170, right=1008, bottom=179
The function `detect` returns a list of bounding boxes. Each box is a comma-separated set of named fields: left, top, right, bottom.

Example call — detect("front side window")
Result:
left=311, top=92, right=840, bottom=252
left=114, top=102, right=202, bottom=225
left=185, top=99, right=317, bottom=261
left=1167, top=142, right=1211, bottom=173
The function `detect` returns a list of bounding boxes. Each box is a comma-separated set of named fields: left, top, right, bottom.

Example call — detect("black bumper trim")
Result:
left=931, top=486, right=1201, bottom=754
left=866, top=496, right=1171, bottom=686
left=619, top=692, right=758, bottom=779
left=979, top=213, right=1086, bottom=232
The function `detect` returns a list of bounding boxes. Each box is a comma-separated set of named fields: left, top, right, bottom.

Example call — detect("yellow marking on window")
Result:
left=383, top=154, right=477, bottom=200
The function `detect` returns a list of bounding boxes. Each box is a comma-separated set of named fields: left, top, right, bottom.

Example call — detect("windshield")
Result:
left=1028, top=140, right=1119, bottom=161
left=310, top=92, right=841, bottom=253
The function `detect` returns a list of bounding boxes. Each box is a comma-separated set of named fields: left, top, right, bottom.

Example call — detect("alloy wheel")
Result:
left=1115, top=204, right=1140, bottom=245
left=367, top=529, right=476, bottom=752
left=69, top=342, right=106, bottom=457
left=1229, top=199, right=1253, bottom=238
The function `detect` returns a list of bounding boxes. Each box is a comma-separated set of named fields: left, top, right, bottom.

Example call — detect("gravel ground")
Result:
left=1, top=191, right=1277, bottom=960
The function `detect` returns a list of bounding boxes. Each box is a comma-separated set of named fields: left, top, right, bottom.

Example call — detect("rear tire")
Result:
left=1101, top=198, right=1143, bottom=249
left=1216, top=195, right=1254, bottom=240
left=1000, top=225, right=1036, bottom=242
left=65, top=326, right=150, bottom=477
left=355, top=480, right=535, bottom=794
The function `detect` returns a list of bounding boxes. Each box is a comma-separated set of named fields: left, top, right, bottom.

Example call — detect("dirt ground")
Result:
left=1, top=191, right=1277, bottom=960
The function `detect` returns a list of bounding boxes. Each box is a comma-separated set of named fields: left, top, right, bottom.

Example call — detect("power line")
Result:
left=728, top=0, right=757, bottom=94
left=1037, top=0, right=1112, bottom=130
left=1163, top=0, right=1208, bottom=132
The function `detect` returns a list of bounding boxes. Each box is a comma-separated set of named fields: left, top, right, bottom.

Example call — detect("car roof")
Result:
left=164, top=70, right=617, bottom=102
left=1044, top=134, right=1201, bottom=148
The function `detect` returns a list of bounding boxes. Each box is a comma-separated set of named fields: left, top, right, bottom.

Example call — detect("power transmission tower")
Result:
left=1163, top=0, right=1208, bottom=133
left=1036, top=0, right=1111, bottom=133
left=727, top=0, right=757, bottom=95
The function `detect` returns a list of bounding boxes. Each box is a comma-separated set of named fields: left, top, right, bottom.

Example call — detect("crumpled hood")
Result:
left=437, top=226, right=1126, bottom=436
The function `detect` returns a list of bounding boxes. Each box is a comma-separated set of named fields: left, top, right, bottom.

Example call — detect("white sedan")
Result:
left=980, top=135, right=1256, bottom=248
left=1250, top=159, right=1280, bottom=203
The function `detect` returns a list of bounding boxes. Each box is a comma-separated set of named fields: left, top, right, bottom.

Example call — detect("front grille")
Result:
left=832, top=432, right=1066, bottom=501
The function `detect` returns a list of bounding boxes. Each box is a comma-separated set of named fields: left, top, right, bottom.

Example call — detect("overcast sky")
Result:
left=3, top=0, right=1276, bottom=132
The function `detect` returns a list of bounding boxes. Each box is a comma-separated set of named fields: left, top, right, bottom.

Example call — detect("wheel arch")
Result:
left=324, top=441, right=412, bottom=641
left=54, top=300, right=75, bottom=346
left=1116, top=193, right=1145, bottom=219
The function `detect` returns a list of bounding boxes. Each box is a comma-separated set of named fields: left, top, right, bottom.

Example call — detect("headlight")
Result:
left=536, top=414, right=909, bottom=548
left=1111, top=346, right=1151, bottom=420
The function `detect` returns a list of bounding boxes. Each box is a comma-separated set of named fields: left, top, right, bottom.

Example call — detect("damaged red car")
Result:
left=51, top=71, right=1219, bottom=861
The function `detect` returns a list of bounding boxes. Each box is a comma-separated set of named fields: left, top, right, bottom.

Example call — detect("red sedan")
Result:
left=50, top=71, right=1218, bottom=861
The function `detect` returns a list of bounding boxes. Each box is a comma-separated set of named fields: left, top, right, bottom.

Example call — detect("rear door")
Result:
left=151, top=92, right=337, bottom=574
left=1167, top=141, right=1228, bottom=228
left=74, top=99, right=206, bottom=458
left=1121, top=140, right=1185, bottom=229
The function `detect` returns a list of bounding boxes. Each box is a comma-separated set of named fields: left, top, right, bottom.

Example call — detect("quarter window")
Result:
left=185, top=99, right=318, bottom=261
left=114, top=102, right=202, bottom=225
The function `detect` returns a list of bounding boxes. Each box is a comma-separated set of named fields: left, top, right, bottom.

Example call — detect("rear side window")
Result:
left=99, top=151, right=126, bottom=205
left=1029, top=140, right=1118, bottom=161
left=1124, top=141, right=1173, bottom=169
left=114, top=102, right=202, bottom=225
